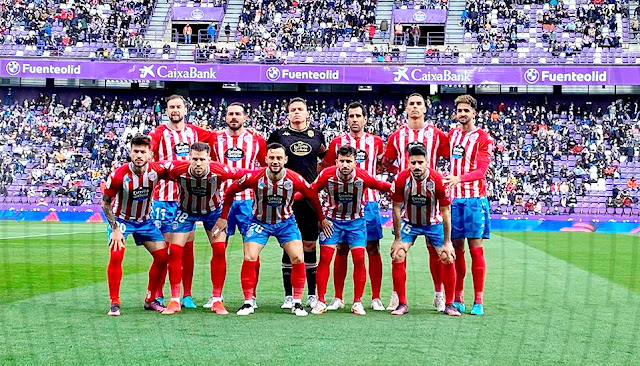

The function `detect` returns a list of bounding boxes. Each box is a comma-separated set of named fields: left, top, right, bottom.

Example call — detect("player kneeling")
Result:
left=161, top=142, right=246, bottom=315
left=310, top=146, right=391, bottom=315
left=215, top=143, right=332, bottom=316
left=103, top=135, right=169, bottom=316
left=389, top=145, right=459, bottom=316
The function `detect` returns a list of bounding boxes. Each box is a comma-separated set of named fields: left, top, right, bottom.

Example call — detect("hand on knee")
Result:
left=392, top=249, right=406, bottom=263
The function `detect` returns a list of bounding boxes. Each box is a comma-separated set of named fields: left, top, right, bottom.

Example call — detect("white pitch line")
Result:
left=0, top=231, right=99, bottom=240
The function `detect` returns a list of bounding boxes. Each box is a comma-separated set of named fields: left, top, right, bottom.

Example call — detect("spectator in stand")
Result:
left=628, top=177, right=638, bottom=191
left=207, top=22, right=217, bottom=42
left=183, top=24, right=193, bottom=44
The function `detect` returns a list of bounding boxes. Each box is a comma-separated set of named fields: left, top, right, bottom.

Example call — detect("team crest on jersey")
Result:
left=283, top=181, right=293, bottom=190
left=355, top=149, right=368, bottom=163
left=308, top=130, right=314, bottom=137
left=354, top=180, right=363, bottom=189
left=244, top=134, right=253, bottom=143
left=225, top=147, right=245, bottom=162
left=452, top=145, right=465, bottom=159
left=266, top=195, right=283, bottom=207
left=290, top=141, right=312, bottom=156
left=425, top=129, right=434, bottom=138
left=409, top=194, right=428, bottom=207
left=427, top=181, right=435, bottom=190
left=365, top=136, right=374, bottom=145
left=188, top=185, right=208, bottom=197
left=148, top=171, right=158, bottom=181
left=132, top=187, right=151, bottom=201
left=469, top=133, right=478, bottom=142
left=174, top=142, right=191, bottom=157
left=337, top=192, right=355, bottom=203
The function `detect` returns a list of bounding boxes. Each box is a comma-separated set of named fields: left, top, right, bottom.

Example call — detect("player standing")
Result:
left=321, top=101, right=387, bottom=311
left=382, top=93, right=450, bottom=312
left=389, top=145, right=459, bottom=316
left=214, top=143, right=332, bottom=316
left=443, top=95, right=493, bottom=316
left=160, top=142, right=245, bottom=315
left=267, top=98, right=327, bottom=309
left=103, top=135, right=169, bottom=316
left=312, top=146, right=390, bottom=315
left=148, top=94, right=209, bottom=308
left=208, top=102, right=266, bottom=308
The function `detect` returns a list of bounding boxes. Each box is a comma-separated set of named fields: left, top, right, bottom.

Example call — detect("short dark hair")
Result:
left=337, top=146, right=357, bottom=158
left=408, top=143, right=427, bottom=157
left=288, top=97, right=307, bottom=109
left=227, top=102, right=247, bottom=114
left=166, top=94, right=187, bottom=107
left=405, top=93, right=425, bottom=105
left=347, top=101, right=368, bottom=118
left=131, top=134, right=151, bottom=148
left=267, top=142, right=286, bottom=152
left=454, top=94, right=477, bottom=110
left=190, top=141, right=210, bottom=153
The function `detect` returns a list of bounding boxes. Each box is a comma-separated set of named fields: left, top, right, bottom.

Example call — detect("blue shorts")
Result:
left=319, top=217, right=367, bottom=248
left=227, top=199, right=254, bottom=237
left=400, top=221, right=444, bottom=247
left=151, top=200, right=179, bottom=234
left=107, top=218, right=164, bottom=246
left=244, top=216, right=302, bottom=246
left=364, top=201, right=383, bottom=242
left=171, top=208, right=221, bottom=233
left=451, top=197, right=491, bottom=240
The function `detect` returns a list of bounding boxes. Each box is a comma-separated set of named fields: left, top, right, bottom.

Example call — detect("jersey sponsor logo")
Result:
left=266, top=195, right=283, bottom=207
left=406, top=141, right=425, bottom=151
left=452, top=144, right=465, bottom=159
left=355, top=149, right=368, bottom=163
left=174, top=142, right=190, bottom=157
left=290, top=141, right=312, bottom=156
left=132, top=187, right=152, bottom=201
left=187, top=185, right=208, bottom=197
left=225, top=147, right=245, bottom=162
left=148, top=171, right=158, bottom=181
left=337, top=192, right=355, bottom=203
left=409, top=194, right=428, bottom=207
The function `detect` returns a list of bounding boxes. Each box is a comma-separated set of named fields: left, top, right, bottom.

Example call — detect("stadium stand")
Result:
left=0, top=91, right=638, bottom=217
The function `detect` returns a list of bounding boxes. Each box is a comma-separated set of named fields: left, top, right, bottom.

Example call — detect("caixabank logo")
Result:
left=524, top=68, right=607, bottom=84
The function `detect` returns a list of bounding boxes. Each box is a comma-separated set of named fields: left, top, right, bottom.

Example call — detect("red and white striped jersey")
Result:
left=166, top=161, right=244, bottom=215
left=313, top=166, right=391, bottom=221
left=384, top=125, right=449, bottom=171
left=209, top=129, right=267, bottom=201
left=104, top=162, right=168, bottom=222
left=149, top=123, right=209, bottom=202
left=390, top=168, right=451, bottom=226
left=221, top=168, right=324, bottom=224
left=323, top=133, right=384, bottom=203
left=448, top=127, right=493, bottom=199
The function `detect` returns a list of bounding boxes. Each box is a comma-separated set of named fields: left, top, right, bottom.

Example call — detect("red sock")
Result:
left=317, top=246, right=335, bottom=303
left=442, top=262, right=456, bottom=305
left=454, top=248, right=466, bottom=303
left=107, top=247, right=125, bottom=304
left=240, top=260, right=258, bottom=301
left=168, top=243, right=183, bottom=299
left=210, top=241, right=226, bottom=297
left=146, top=247, right=168, bottom=303
left=291, top=262, right=306, bottom=301
left=182, top=241, right=194, bottom=297
left=156, top=264, right=167, bottom=299
left=427, top=245, right=443, bottom=293
left=254, top=258, right=260, bottom=298
left=392, top=261, right=407, bottom=305
left=352, top=248, right=366, bottom=303
left=368, top=252, right=382, bottom=300
left=333, top=250, right=348, bottom=300
left=470, top=246, right=486, bottom=304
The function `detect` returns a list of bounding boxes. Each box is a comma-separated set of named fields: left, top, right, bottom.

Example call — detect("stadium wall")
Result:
left=2, top=208, right=638, bottom=234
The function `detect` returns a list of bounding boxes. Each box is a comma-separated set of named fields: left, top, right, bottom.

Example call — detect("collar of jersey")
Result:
left=287, top=124, right=310, bottom=133
left=128, top=162, right=149, bottom=175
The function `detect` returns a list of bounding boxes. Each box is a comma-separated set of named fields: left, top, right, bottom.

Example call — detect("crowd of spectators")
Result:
left=233, top=0, right=378, bottom=56
left=0, top=0, right=157, bottom=52
left=0, top=91, right=639, bottom=214
left=462, top=0, right=629, bottom=57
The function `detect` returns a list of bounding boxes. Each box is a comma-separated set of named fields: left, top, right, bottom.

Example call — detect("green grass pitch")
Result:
left=0, top=222, right=639, bottom=365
